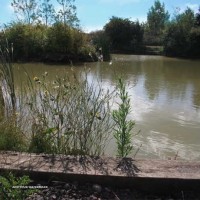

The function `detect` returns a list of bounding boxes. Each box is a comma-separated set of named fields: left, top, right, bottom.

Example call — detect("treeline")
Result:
left=0, top=0, right=200, bottom=61
left=0, top=0, right=96, bottom=62
left=91, top=1, right=200, bottom=58
left=164, top=8, right=200, bottom=58
left=1, top=22, right=95, bottom=62
left=90, top=17, right=144, bottom=58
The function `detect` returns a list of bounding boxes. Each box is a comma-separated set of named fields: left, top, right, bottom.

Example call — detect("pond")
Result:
left=14, top=54, right=200, bottom=160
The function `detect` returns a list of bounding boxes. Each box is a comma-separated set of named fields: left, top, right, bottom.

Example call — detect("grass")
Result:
left=0, top=114, right=27, bottom=151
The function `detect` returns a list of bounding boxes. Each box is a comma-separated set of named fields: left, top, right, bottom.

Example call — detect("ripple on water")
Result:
left=133, top=130, right=200, bottom=160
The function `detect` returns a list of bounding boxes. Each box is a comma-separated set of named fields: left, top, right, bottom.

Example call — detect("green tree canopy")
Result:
left=147, top=0, right=169, bottom=36
left=104, top=16, right=144, bottom=53
left=195, top=7, right=200, bottom=26
left=163, top=7, right=199, bottom=57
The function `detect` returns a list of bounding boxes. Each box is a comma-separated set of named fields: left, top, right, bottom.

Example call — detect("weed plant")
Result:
left=0, top=114, right=27, bottom=151
left=0, top=36, right=136, bottom=157
left=24, top=70, right=114, bottom=155
left=112, top=78, right=135, bottom=157
left=0, top=172, right=37, bottom=200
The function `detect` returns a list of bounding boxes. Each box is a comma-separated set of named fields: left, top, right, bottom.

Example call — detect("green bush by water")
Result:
left=112, top=78, right=135, bottom=157
left=0, top=172, right=36, bottom=200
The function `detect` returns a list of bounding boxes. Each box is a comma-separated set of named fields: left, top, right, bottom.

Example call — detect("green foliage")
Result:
left=0, top=116, right=27, bottom=151
left=6, top=0, right=84, bottom=62
left=112, top=78, right=135, bottom=157
left=145, top=0, right=169, bottom=45
left=4, top=22, right=46, bottom=60
left=46, top=22, right=73, bottom=54
left=195, top=7, right=200, bottom=26
left=90, top=30, right=111, bottom=61
left=104, top=16, right=144, bottom=53
left=0, top=172, right=36, bottom=200
left=147, top=0, right=169, bottom=35
left=26, top=70, right=114, bottom=155
left=163, top=7, right=200, bottom=58
left=190, top=27, right=200, bottom=56
left=2, top=22, right=94, bottom=62
left=0, top=37, right=16, bottom=111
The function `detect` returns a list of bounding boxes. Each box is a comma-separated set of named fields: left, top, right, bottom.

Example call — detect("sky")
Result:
left=0, top=0, right=199, bottom=32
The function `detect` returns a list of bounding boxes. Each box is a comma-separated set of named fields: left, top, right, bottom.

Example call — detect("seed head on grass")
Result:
left=33, top=77, right=39, bottom=82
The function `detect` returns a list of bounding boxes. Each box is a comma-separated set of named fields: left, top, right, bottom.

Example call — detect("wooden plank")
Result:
left=0, top=151, right=200, bottom=192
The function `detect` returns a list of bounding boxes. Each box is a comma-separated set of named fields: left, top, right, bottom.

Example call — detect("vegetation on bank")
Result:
left=112, top=78, right=136, bottom=157
left=0, top=40, right=138, bottom=158
left=0, top=0, right=97, bottom=63
left=164, top=7, right=200, bottom=58
left=91, top=1, right=200, bottom=58
left=1, top=0, right=200, bottom=60
left=1, top=22, right=96, bottom=62
left=0, top=172, right=37, bottom=200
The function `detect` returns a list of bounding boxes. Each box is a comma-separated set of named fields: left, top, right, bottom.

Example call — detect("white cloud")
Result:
left=82, top=25, right=104, bottom=33
left=130, top=15, right=147, bottom=23
left=6, top=1, right=14, bottom=13
left=186, top=3, right=199, bottom=12
left=99, top=0, right=141, bottom=6
left=180, top=3, right=199, bottom=13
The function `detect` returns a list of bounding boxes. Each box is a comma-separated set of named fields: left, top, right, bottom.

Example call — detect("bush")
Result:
left=4, top=23, right=46, bottom=61
left=0, top=172, right=36, bottom=200
left=112, top=78, right=135, bottom=157
left=1, top=22, right=96, bottom=62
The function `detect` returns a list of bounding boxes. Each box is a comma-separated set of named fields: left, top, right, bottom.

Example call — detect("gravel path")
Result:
left=25, top=180, right=200, bottom=200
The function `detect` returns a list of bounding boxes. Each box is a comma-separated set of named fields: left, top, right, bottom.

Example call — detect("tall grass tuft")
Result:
left=0, top=33, right=27, bottom=152
left=0, top=33, right=16, bottom=115
left=0, top=111, right=27, bottom=151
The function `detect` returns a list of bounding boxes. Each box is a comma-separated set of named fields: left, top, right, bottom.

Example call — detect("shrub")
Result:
left=0, top=172, right=37, bottom=200
left=112, top=78, right=135, bottom=157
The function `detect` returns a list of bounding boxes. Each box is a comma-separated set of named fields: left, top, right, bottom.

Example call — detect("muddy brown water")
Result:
left=13, top=54, right=200, bottom=160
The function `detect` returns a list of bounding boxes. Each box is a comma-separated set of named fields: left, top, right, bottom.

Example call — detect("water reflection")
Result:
left=13, top=55, right=200, bottom=160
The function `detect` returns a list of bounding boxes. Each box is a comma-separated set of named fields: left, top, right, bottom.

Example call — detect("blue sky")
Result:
left=0, top=0, right=199, bottom=32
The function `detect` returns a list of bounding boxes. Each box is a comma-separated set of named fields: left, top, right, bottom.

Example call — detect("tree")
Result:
left=104, top=16, right=144, bottom=53
left=46, top=22, right=73, bottom=54
left=39, top=0, right=55, bottom=26
left=147, top=0, right=169, bottom=35
left=146, top=0, right=169, bottom=44
left=164, top=8, right=197, bottom=57
left=5, top=22, right=46, bottom=60
left=56, top=0, right=79, bottom=27
left=11, top=0, right=40, bottom=24
left=195, top=7, right=200, bottom=26
left=174, top=7, right=195, bottom=30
